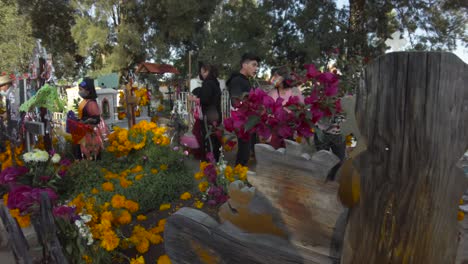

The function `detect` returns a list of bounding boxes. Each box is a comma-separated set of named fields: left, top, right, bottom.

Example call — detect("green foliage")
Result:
left=0, top=0, right=35, bottom=73
left=64, top=144, right=193, bottom=213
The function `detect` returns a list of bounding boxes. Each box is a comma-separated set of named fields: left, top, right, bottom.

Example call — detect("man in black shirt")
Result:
left=226, top=53, right=260, bottom=166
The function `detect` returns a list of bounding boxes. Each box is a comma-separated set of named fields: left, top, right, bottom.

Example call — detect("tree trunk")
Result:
left=341, top=52, right=468, bottom=263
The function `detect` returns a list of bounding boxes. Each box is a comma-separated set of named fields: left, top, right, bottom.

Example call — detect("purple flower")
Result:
left=206, top=152, right=215, bottom=164
left=207, top=200, right=217, bottom=206
left=48, top=149, right=56, bottom=156
left=39, top=176, right=51, bottom=182
left=0, top=166, right=29, bottom=184
left=7, top=185, right=34, bottom=211
left=53, top=205, right=76, bottom=220
left=59, top=158, right=72, bottom=167
left=30, top=188, right=58, bottom=203
left=204, top=164, right=217, bottom=183
left=58, top=169, right=67, bottom=178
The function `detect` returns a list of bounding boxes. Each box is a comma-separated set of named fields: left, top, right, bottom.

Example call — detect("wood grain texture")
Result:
left=342, top=52, right=468, bottom=264
left=251, top=142, right=346, bottom=260
left=165, top=207, right=334, bottom=264
left=0, top=205, right=32, bottom=264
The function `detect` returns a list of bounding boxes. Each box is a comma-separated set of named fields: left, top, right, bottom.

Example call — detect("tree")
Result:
left=16, top=0, right=80, bottom=79
left=0, top=0, right=35, bottom=74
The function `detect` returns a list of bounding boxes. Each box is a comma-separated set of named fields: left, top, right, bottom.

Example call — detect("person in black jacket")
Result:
left=226, top=53, right=261, bottom=166
left=193, top=62, right=222, bottom=162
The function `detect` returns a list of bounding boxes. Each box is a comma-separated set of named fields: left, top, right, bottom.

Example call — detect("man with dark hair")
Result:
left=226, top=52, right=261, bottom=166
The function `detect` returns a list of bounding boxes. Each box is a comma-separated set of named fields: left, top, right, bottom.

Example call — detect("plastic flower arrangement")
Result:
left=223, top=64, right=343, bottom=142
left=194, top=152, right=248, bottom=206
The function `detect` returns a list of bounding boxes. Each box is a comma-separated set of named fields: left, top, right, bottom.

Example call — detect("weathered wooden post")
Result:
left=341, top=52, right=468, bottom=264
left=0, top=205, right=32, bottom=264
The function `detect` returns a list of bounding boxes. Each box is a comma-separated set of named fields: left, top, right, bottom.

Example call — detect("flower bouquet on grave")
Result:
left=194, top=152, right=249, bottom=206
left=1, top=149, right=72, bottom=227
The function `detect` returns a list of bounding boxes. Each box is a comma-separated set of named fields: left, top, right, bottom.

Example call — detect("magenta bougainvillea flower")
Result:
left=223, top=63, right=342, bottom=143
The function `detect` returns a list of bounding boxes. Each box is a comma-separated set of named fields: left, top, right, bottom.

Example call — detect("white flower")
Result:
left=74, top=220, right=83, bottom=228
left=80, top=213, right=92, bottom=223
left=51, top=153, right=61, bottom=163
left=23, top=152, right=33, bottom=162
left=28, top=149, right=49, bottom=162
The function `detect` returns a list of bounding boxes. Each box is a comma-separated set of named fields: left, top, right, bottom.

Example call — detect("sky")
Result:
left=335, top=0, right=468, bottom=63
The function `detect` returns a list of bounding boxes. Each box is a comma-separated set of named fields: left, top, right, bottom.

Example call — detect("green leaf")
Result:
left=244, top=115, right=261, bottom=131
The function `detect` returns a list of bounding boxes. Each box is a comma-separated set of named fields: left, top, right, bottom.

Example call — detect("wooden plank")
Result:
left=0, top=205, right=32, bottom=264
left=250, top=142, right=345, bottom=260
left=38, top=192, right=68, bottom=264
left=165, top=207, right=331, bottom=264
left=342, top=52, right=468, bottom=264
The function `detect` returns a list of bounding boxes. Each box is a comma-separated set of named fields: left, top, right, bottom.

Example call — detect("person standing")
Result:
left=71, top=77, right=104, bottom=160
left=193, top=62, right=222, bottom=162
left=226, top=53, right=261, bottom=166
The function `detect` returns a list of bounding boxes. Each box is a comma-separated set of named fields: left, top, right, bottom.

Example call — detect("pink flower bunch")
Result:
left=224, top=64, right=342, bottom=141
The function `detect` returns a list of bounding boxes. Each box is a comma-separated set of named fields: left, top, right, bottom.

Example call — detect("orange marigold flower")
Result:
left=159, top=203, right=171, bottom=211
left=100, top=230, right=120, bottom=251
left=130, top=255, right=145, bottom=264
left=91, top=188, right=99, bottom=194
left=160, top=164, right=168, bottom=171
left=194, top=200, right=204, bottom=209
left=3, top=193, right=8, bottom=206
left=179, top=192, right=191, bottom=200
left=102, top=182, right=115, bottom=192
left=458, top=211, right=465, bottom=221
left=198, top=182, right=208, bottom=193
left=137, top=214, right=147, bottom=221
left=111, top=194, right=126, bottom=209
left=117, top=209, right=132, bottom=225
left=157, top=254, right=172, bottom=264
left=136, top=238, right=150, bottom=254
left=151, top=168, right=158, bottom=174
left=125, top=200, right=139, bottom=213
left=135, top=174, right=144, bottom=181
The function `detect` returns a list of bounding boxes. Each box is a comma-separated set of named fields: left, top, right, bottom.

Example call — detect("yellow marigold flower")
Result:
left=157, top=254, right=172, bottom=264
left=3, top=193, right=8, bottom=206
left=295, top=136, right=303, bottom=143
left=101, top=202, right=110, bottom=211
left=111, top=194, right=126, bottom=209
left=117, top=209, right=132, bottom=225
left=135, top=174, right=144, bottom=181
left=148, top=233, right=162, bottom=245
left=194, top=200, right=204, bottom=209
left=136, top=238, right=150, bottom=254
left=137, top=214, right=147, bottom=221
left=180, top=192, right=191, bottom=200
left=120, top=177, right=133, bottom=188
left=132, top=165, right=143, bottom=173
left=10, top=209, right=31, bottom=228
left=224, top=166, right=233, bottom=178
left=160, top=164, right=168, bottom=171
left=199, top=161, right=209, bottom=171
left=101, top=211, right=114, bottom=222
left=198, top=182, right=208, bottom=193
left=458, top=211, right=465, bottom=221
left=100, top=230, right=120, bottom=251
left=82, top=255, right=92, bottom=264
left=194, top=171, right=204, bottom=180
left=151, top=168, right=158, bottom=174
left=102, top=182, right=115, bottom=192
left=159, top=203, right=171, bottom=211
left=460, top=199, right=464, bottom=205
left=125, top=200, right=140, bottom=213
left=130, top=256, right=145, bottom=264
left=69, top=193, right=85, bottom=213
left=91, top=188, right=99, bottom=194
